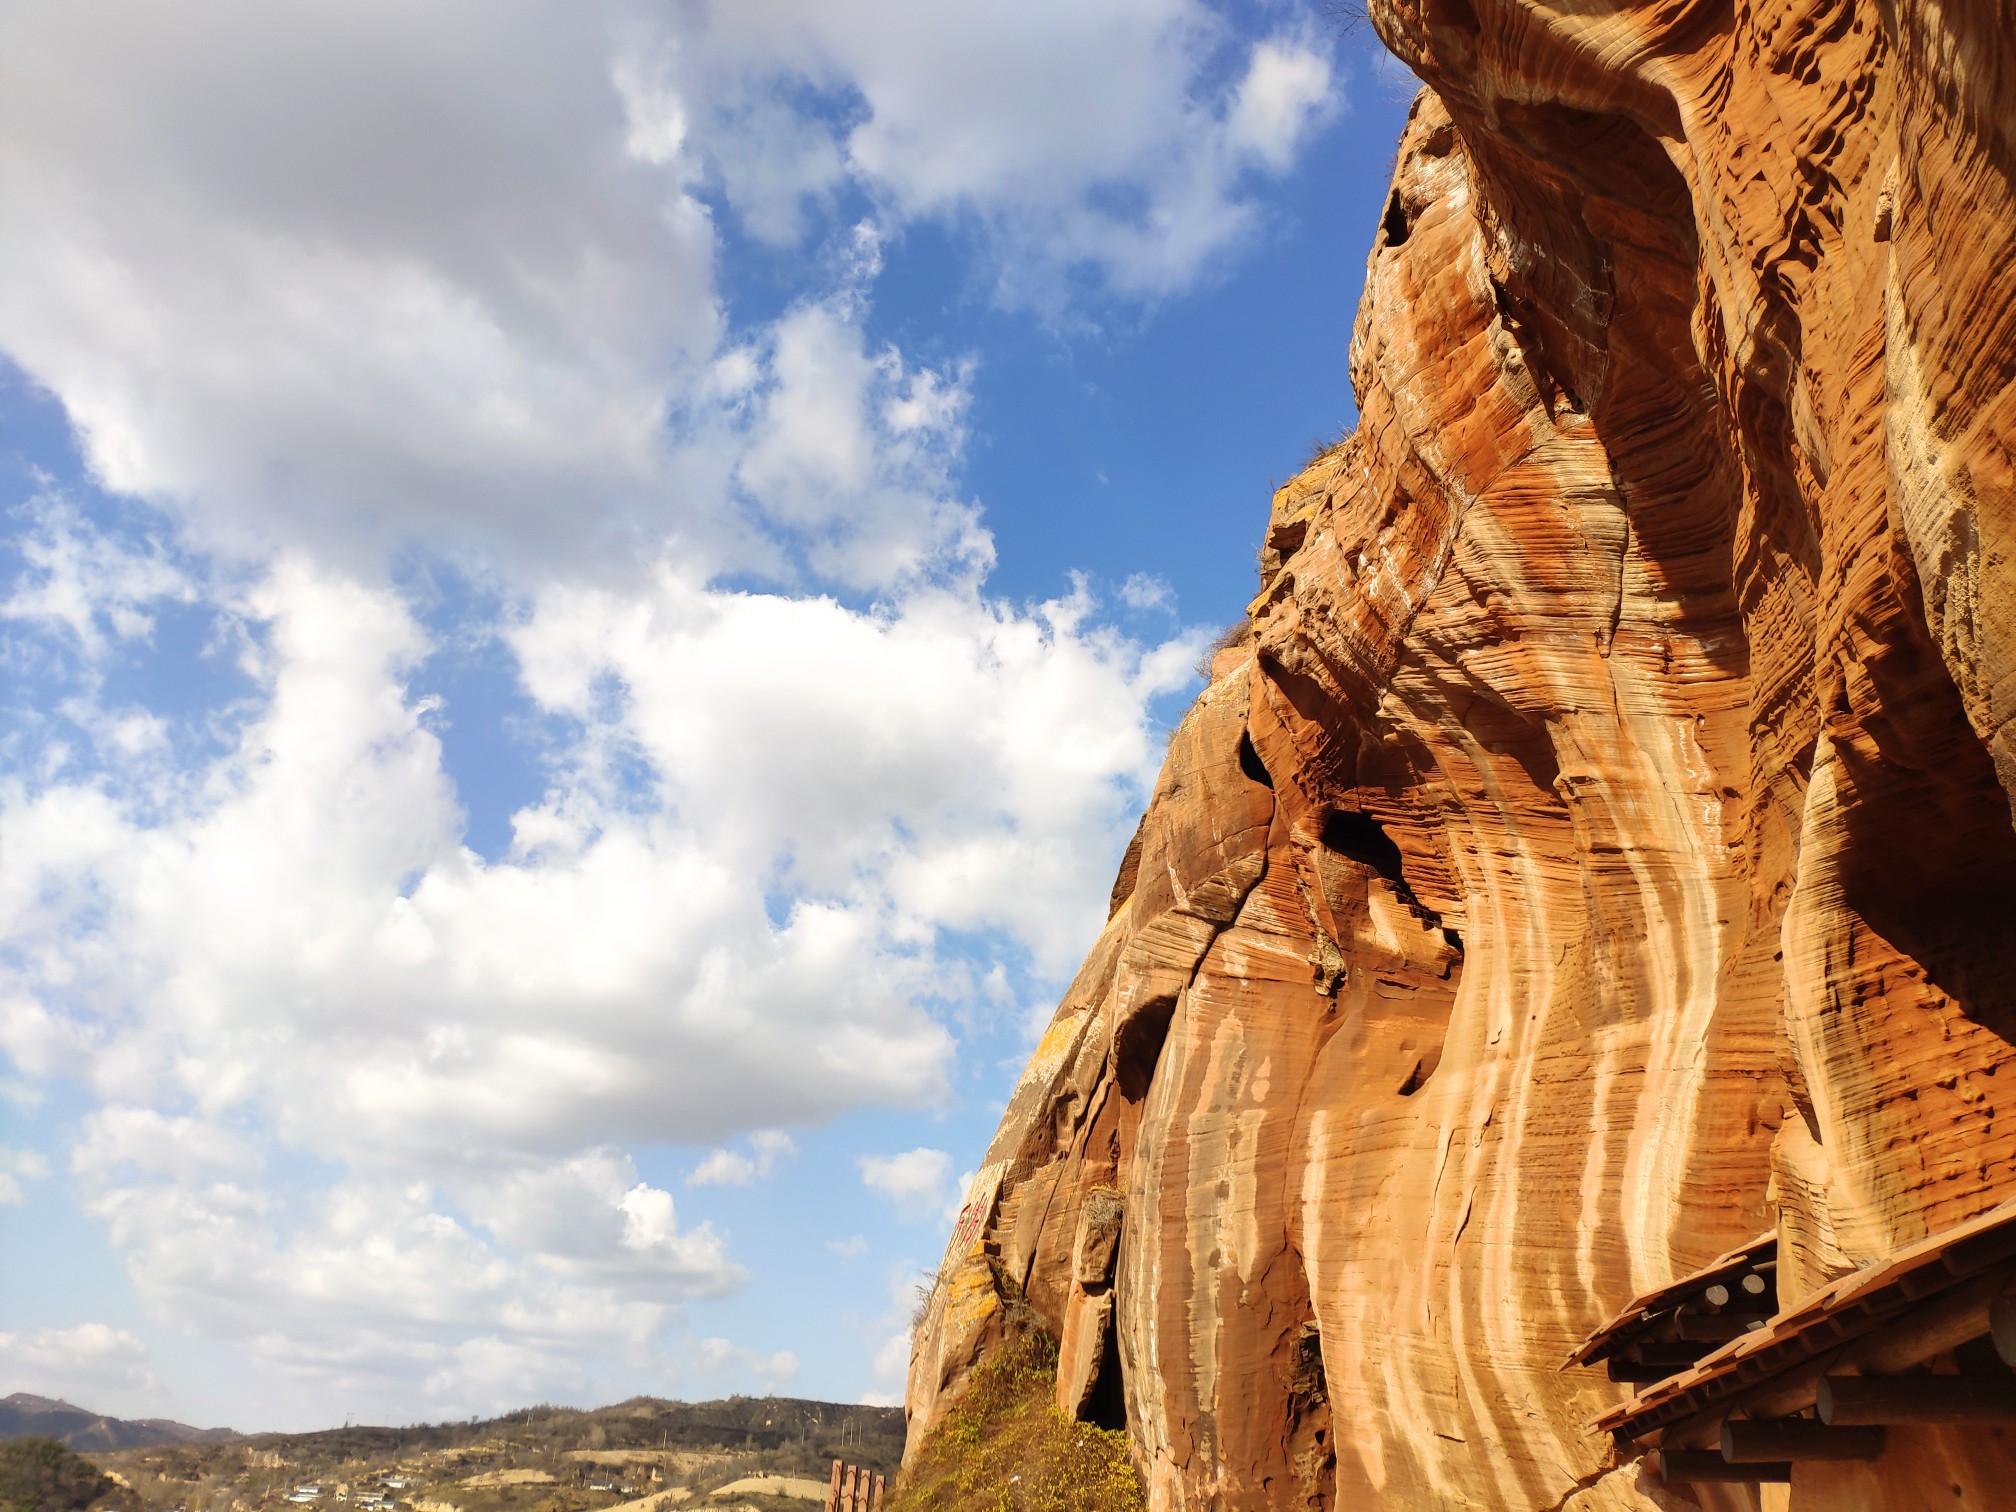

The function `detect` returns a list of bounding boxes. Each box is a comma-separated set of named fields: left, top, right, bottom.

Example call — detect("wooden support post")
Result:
left=1652, top=1449, right=1790, bottom=1484
left=871, top=1473, right=885, bottom=1511
left=1819, top=1374, right=2016, bottom=1425
left=826, top=1460, right=842, bottom=1512
left=1720, top=1420, right=1886, bottom=1462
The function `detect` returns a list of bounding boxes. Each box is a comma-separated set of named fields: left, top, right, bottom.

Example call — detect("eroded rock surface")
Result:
left=906, top=3, right=2016, bottom=1508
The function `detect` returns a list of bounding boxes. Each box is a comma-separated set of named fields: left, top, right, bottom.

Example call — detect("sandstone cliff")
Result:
left=905, top=3, right=2016, bottom=1508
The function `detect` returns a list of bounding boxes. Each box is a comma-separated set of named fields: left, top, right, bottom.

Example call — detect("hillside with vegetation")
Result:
left=49, top=1399, right=899, bottom=1512
left=0, top=1436, right=130, bottom=1512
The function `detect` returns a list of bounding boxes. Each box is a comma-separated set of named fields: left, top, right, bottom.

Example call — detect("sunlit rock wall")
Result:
left=906, top=3, right=2016, bottom=1508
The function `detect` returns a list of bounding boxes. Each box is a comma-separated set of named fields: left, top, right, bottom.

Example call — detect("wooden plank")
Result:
left=1652, top=1449, right=1789, bottom=1484
left=1819, top=1374, right=2016, bottom=1425
left=1720, top=1419, right=1885, bottom=1461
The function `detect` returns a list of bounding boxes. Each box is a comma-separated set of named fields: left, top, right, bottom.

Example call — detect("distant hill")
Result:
left=0, top=1395, right=238, bottom=1454
left=82, top=1394, right=904, bottom=1512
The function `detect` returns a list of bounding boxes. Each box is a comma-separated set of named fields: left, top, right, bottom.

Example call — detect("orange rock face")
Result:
left=906, top=4, right=2016, bottom=1509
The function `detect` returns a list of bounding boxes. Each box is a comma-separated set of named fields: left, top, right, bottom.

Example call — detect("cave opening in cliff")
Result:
left=1115, top=994, right=1178, bottom=1102
left=1319, top=808, right=1405, bottom=882
left=1381, top=188, right=1410, bottom=246
left=1238, top=730, right=1275, bottom=787
left=1083, top=1318, right=1128, bottom=1432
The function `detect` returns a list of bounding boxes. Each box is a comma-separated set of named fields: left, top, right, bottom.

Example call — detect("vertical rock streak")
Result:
left=906, top=3, right=2016, bottom=1507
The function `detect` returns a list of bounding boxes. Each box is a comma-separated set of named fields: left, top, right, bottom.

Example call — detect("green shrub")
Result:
left=0, top=1438, right=116, bottom=1512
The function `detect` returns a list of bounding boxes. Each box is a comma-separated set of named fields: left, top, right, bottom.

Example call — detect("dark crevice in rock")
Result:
left=1113, top=994, right=1178, bottom=1104
left=1381, top=188, right=1411, bottom=246
left=1239, top=730, right=1275, bottom=788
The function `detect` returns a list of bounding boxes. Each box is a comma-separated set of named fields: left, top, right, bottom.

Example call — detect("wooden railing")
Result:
left=823, top=1459, right=885, bottom=1512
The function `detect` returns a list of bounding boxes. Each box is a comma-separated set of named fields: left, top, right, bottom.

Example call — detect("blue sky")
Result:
left=0, top=0, right=1413, bottom=1428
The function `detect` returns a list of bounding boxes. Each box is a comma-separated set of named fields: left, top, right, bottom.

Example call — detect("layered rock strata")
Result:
left=906, top=3, right=2016, bottom=1508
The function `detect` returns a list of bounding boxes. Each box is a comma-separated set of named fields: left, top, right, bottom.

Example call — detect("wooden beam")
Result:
left=1720, top=1419, right=1885, bottom=1462
left=1651, top=1449, right=1790, bottom=1484
left=1991, top=1289, right=2016, bottom=1368
left=1608, top=1359, right=1676, bottom=1384
left=1819, top=1374, right=2016, bottom=1425
left=1635, top=1342, right=1707, bottom=1367
left=1674, top=1311, right=1768, bottom=1341
left=1636, top=1267, right=2016, bottom=1440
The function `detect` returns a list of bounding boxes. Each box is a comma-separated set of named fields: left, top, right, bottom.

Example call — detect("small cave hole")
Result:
left=1442, top=926, right=1464, bottom=955
left=1238, top=730, right=1274, bottom=788
left=1397, top=1057, right=1433, bottom=1096
left=1115, top=994, right=1178, bottom=1103
left=1318, top=809, right=1405, bottom=883
left=1381, top=189, right=1411, bottom=247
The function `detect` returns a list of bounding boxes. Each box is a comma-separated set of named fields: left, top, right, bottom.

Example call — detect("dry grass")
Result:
left=884, top=1318, right=1144, bottom=1512
left=1194, top=618, right=1251, bottom=681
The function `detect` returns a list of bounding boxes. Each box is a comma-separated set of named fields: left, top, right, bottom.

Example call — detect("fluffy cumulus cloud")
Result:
left=694, top=1337, right=801, bottom=1391
left=688, top=1132, right=795, bottom=1188
left=0, top=1324, right=155, bottom=1406
left=666, top=0, right=1341, bottom=305
left=0, top=1145, right=50, bottom=1207
left=0, top=0, right=1341, bottom=1422
left=0, top=0, right=1337, bottom=573
left=858, top=1149, right=969, bottom=1224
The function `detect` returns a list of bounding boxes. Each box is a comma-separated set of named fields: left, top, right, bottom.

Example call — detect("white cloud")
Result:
left=858, top=1148, right=953, bottom=1222
left=0, top=1, right=1341, bottom=578
left=0, top=2, right=724, bottom=577
left=688, top=1131, right=795, bottom=1188
left=72, top=1109, right=261, bottom=1185
left=687, top=1150, right=758, bottom=1188
left=1119, top=572, right=1175, bottom=613
left=0, top=1145, right=50, bottom=1207
left=1227, top=36, right=1337, bottom=170
left=732, top=290, right=989, bottom=590
left=694, top=1337, right=800, bottom=1390
left=858, top=1263, right=931, bottom=1405
left=683, top=2, right=1343, bottom=304
left=0, top=515, right=1192, bottom=1416
left=826, top=1235, right=870, bottom=1259
left=0, top=0, right=1329, bottom=1422
left=0, top=1323, right=154, bottom=1407
left=2, top=502, right=197, bottom=660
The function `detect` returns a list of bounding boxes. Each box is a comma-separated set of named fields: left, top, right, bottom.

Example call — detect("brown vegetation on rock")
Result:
left=889, top=1305, right=1143, bottom=1512
left=905, top=1, right=2016, bottom=1508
